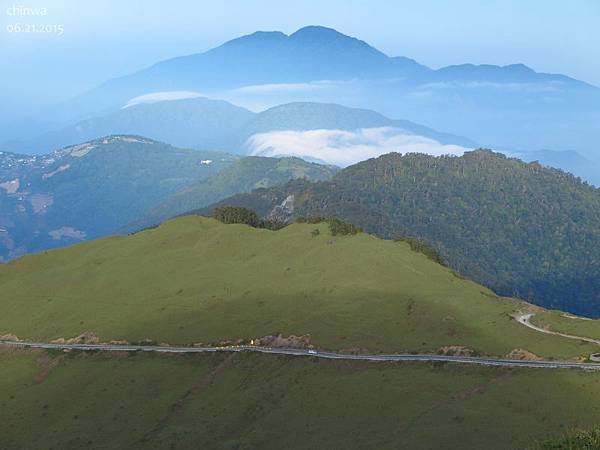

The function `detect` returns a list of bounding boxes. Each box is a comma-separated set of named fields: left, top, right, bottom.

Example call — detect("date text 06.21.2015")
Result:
left=6, top=23, right=64, bottom=35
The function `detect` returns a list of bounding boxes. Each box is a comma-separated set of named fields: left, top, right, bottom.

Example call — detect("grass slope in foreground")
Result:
left=3, top=350, right=600, bottom=450
left=0, top=216, right=597, bottom=361
left=531, top=427, right=600, bottom=450
left=4, top=218, right=600, bottom=449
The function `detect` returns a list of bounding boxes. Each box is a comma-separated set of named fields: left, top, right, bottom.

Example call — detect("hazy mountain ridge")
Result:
left=4, top=98, right=255, bottom=155
left=0, top=136, right=237, bottom=260
left=70, top=26, right=589, bottom=118
left=7, top=26, right=597, bottom=158
left=4, top=100, right=474, bottom=160
left=124, top=155, right=338, bottom=232
left=238, top=102, right=477, bottom=148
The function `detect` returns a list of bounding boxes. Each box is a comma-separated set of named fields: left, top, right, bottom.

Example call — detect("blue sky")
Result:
left=1, top=0, right=598, bottom=110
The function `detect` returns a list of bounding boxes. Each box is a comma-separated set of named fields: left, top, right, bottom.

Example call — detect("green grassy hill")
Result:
left=199, top=150, right=600, bottom=316
left=0, top=215, right=595, bottom=360
left=3, top=217, right=600, bottom=449
left=533, top=310, right=600, bottom=341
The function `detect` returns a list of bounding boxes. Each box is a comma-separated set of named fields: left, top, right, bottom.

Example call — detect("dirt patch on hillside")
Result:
left=69, top=143, right=96, bottom=157
left=0, top=333, right=20, bottom=341
left=438, top=345, right=475, bottom=357
left=0, top=179, right=19, bottom=194
left=108, top=339, right=130, bottom=345
left=51, top=332, right=99, bottom=345
left=505, top=348, right=542, bottom=361
left=253, top=333, right=310, bottom=348
left=29, top=193, right=54, bottom=214
left=118, top=136, right=152, bottom=144
left=42, top=164, right=70, bottom=179
left=212, top=333, right=311, bottom=348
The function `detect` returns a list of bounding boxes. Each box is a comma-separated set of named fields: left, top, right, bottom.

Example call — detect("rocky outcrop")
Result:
left=51, top=332, right=99, bottom=345
left=505, top=348, right=542, bottom=361
left=437, top=345, right=475, bottom=357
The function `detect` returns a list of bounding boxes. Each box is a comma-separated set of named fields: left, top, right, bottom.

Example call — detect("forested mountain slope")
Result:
left=198, top=150, right=600, bottom=315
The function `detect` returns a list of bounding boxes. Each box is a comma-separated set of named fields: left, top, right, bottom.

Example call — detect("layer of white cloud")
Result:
left=217, top=81, right=345, bottom=112
left=122, top=91, right=204, bottom=108
left=231, top=82, right=331, bottom=94
left=246, top=127, right=470, bottom=167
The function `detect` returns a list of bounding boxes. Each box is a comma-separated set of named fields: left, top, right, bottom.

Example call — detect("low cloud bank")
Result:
left=231, top=82, right=331, bottom=94
left=123, top=91, right=204, bottom=108
left=247, top=127, right=470, bottom=167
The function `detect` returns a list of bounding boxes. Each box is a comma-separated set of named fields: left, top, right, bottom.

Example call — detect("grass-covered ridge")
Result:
left=0, top=215, right=597, bottom=360
left=201, top=150, right=600, bottom=316
left=533, top=310, right=600, bottom=341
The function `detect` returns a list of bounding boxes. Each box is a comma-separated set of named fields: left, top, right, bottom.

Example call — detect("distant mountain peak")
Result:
left=214, top=25, right=386, bottom=60
left=289, top=25, right=386, bottom=57
left=249, top=30, right=287, bottom=38
left=504, top=63, right=535, bottom=73
left=224, top=30, right=287, bottom=46
left=290, top=25, right=350, bottom=39
left=25, top=25, right=596, bottom=157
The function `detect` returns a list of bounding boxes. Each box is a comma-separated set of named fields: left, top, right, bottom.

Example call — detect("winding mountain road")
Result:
left=516, top=313, right=600, bottom=346
left=1, top=337, right=600, bottom=371
left=2, top=312, right=599, bottom=370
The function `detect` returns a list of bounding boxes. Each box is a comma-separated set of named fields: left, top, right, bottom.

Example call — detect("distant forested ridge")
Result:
left=198, top=150, right=600, bottom=316
left=125, top=156, right=337, bottom=232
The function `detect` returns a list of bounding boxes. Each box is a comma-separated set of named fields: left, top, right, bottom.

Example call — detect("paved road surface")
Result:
left=1, top=339, right=600, bottom=371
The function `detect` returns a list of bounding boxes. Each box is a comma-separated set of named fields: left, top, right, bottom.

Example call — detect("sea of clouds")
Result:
left=122, top=91, right=204, bottom=108
left=246, top=127, right=470, bottom=167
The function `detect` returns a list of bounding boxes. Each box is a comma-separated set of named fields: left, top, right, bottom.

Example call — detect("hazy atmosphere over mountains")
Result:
left=3, top=25, right=599, bottom=154
left=1, top=2, right=599, bottom=449
left=4, top=100, right=475, bottom=165
left=3, top=23, right=599, bottom=181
